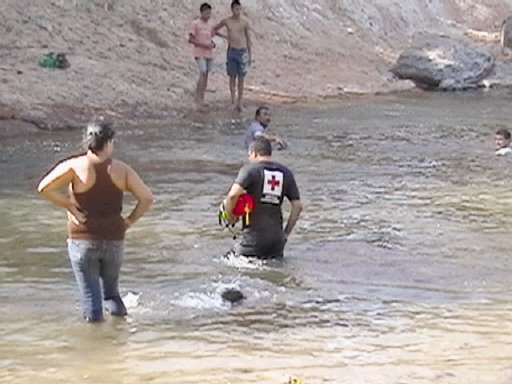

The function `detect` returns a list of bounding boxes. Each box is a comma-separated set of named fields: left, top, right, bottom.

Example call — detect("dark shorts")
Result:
left=233, top=234, right=285, bottom=259
left=226, top=47, right=249, bottom=77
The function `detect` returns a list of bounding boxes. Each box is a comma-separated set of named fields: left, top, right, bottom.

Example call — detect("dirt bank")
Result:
left=0, top=0, right=510, bottom=131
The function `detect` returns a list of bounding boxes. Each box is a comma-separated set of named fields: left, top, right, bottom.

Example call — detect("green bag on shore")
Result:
left=39, top=52, right=70, bottom=70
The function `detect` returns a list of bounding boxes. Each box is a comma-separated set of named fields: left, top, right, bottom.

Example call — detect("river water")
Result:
left=1, top=91, right=512, bottom=384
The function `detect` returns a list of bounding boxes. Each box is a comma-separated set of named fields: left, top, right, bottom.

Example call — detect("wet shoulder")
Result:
left=249, top=121, right=263, bottom=130
left=248, top=122, right=264, bottom=135
left=104, top=159, right=129, bottom=191
left=110, top=159, right=130, bottom=175
left=66, top=154, right=89, bottom=171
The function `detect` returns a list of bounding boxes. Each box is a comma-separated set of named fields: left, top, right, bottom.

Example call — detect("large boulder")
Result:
left=391, top=34, right=494, bottom=90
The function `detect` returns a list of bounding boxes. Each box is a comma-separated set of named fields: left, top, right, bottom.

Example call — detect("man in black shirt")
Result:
left=223, top=137, right=303, bottom=258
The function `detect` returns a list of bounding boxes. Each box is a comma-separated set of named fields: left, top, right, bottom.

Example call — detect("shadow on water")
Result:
left=2, top=91, right=512, bottom=383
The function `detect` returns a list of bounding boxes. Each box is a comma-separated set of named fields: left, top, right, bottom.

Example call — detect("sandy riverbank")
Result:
left=1, top=0, right=511, bottom=133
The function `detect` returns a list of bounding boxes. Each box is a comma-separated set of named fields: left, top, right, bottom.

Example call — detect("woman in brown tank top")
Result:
left=38, top=122, right=153, bottom=322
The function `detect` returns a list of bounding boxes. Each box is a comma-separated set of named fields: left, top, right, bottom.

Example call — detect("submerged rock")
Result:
left=391, top=34, right=494, bottom=90
left=221, top=288, right=245, bottom=304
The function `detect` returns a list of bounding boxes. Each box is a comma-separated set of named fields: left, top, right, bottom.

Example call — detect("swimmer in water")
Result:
left=495, top=128, right=512, bottom=156
left=244, top=106, right=287, bottom=149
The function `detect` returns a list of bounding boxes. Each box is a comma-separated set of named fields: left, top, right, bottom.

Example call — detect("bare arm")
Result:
left=123, top=165, right=153, bottom=227
left=284, top=199, right=303, bottom=238
left=215, top=31, right=227, bottom=39
left=260, top=133, right=287, bottom=148
left=245, top=21, right=252, bottom=63
left=214, top=19, right=226, bottom=33
left=37, top=159, right=86, bottom=223
left=188, top=33, right=215, bottom=49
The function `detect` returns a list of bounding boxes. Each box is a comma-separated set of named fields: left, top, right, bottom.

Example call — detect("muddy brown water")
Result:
left=1, top=91, right=512, bottom=383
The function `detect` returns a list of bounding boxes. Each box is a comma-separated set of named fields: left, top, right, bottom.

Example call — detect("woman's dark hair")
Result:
left=84, top=121, right=115, bottom=152
left=231, top=0, right=241, bottom=9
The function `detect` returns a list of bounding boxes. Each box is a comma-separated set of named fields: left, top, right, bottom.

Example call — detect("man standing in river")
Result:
left=223, top=137, right=302, bottom=259
left=214, top=0, right=252, bottom=112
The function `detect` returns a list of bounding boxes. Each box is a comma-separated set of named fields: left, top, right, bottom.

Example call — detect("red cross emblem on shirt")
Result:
left=267, top=175, right=281, bottom=191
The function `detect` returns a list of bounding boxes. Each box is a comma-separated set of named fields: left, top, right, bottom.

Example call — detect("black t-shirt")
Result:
left=234, top=160, right=300, bottom=258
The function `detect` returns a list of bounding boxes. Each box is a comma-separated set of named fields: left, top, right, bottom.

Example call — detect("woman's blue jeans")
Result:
left=67, top=239, right=127, bottom=322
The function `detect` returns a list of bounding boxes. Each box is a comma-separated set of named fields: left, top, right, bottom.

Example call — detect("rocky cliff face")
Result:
left=0, top=0, right=510, bottom=122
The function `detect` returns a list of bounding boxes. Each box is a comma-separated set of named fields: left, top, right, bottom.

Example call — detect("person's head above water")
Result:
left=248, top=136, right=272, bottom=162
left=231, top=0, right=241, bottom=17
left=495, top=128, right=511, bottom=150
left=255, top=106, right=271, bottom=128
left=200, top=2, right=212, bottom=20
left=84, top=121, right=115, bottom=155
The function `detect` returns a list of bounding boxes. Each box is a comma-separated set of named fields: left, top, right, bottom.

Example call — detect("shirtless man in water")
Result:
left=214, top=0, right=252, bottom=111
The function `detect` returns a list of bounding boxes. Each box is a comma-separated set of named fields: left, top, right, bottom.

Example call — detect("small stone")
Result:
left=221, top=288, right=244, bottom=304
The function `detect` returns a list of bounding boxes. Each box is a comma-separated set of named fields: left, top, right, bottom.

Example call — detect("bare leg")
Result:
left=235, top=75, right=244, bottom=111
left=196, top=73, right=207, bottom=105
left=195, top=75, right=202, bottom=104
left=202, top=72, right=209, bottom=105
left=229, top=76, right=237, bottom=106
